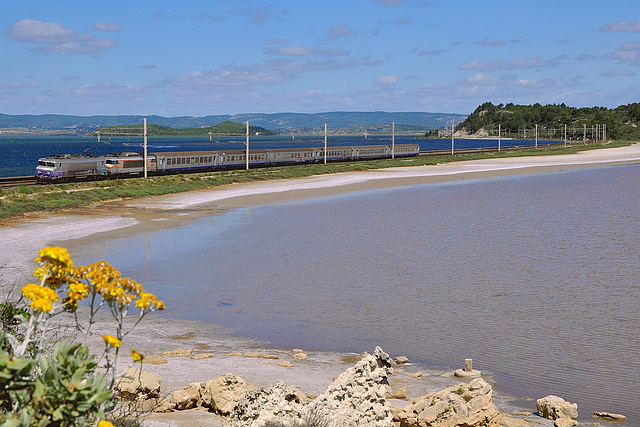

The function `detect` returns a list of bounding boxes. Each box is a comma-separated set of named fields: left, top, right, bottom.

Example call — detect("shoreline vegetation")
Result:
left=0, top=140, right=632, bottom=220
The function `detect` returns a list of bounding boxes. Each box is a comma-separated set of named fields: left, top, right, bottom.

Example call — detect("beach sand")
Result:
left=2, top=144, right=639, bottom=425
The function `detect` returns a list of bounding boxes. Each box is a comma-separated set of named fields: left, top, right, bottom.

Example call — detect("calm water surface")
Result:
left=76, top=164, right=640, bottom=423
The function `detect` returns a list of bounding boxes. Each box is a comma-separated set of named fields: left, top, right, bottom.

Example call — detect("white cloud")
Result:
left=416, top=49, right=444, bottom=56
left=6, top=19, right=117, bottom=55
left=475, top=39, right=506, bottom=47
left=92, top=21, right=123, bottom=32
left=375, top=75, right=398, bottom=85
left=269, top=46, right=313, bottom=56
left=0, top=81, right=39, bottom=89
left=459, top=57, right=542, bottom=71
left=606, top=41, right=640, bottom=63
left=394, top=18, right=412, bottom=25
left=601, top=69, right=636, bottom=77
left=266, top=46, right=349, bottom=57
left=166, top=66, right=286, bottom=89
left=328, top=25, right=354, bottom=40
left=600, top=20, right=640, bottom=33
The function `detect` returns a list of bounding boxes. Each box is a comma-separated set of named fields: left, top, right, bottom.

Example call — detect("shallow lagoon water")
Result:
left=76, top=164, right=640, bottom=423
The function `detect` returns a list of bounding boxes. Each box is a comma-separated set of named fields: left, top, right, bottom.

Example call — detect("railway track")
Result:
left=0, top=176, right=37, bottom=188
left=0, top=142, right=580, bottom=187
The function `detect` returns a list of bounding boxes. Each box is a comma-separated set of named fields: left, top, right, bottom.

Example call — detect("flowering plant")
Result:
left=1, top=246, right=165, bottom=425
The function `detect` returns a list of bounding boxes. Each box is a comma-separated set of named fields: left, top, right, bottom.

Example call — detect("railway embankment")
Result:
left=0, top=140, right=632, bottom=220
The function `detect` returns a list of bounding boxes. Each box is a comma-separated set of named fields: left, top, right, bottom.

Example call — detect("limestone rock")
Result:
left=114, top=367, right=161, bottom=400
left=142, top=356, right=168, bottom=365
left=395, top=356, right=411, bottom=364
left=593, top=411, right=627, bottom=421
left=293, top=352, right=308, bottom=360
left=454, top=368, right=482, bottom=378
left=395, top=378, right=499, bottom=427
left=492, top=413, right=531, bottom=427
left=228, top=346, right=394, bottom=427
left=232, top=382, right=310, bottom=426
left=387, top=386, right=408, bottom=400
left=310, top=346, right=395, bottom=426
left=201, top=373, right=248, bottom=415
left=190, top=352, right=215, bottom=360
left=160, top=349, right=192, bottom=357
left=554, top=418, right=578, bottom=427
left=153, top=398, right=176, bottom=413
left=536, top=395, right=578, bottom=420
left=277, top=360, right=295, bottom=368
left=242, top=352, right=280, bottom=360
left=170, top=387, right=200, bottom=410
left=407, top=371, right=426, bottom=378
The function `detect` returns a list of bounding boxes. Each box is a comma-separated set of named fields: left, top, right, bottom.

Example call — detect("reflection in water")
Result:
left=77, top=164, right=640, bottom=423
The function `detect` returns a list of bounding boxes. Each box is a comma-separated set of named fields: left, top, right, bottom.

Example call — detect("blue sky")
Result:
left=1, top=0, right=639, bottom=117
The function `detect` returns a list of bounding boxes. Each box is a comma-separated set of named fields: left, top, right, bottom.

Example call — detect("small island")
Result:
left=89, top=120, right=275, bottom=137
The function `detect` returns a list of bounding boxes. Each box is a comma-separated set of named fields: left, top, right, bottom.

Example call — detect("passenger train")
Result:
left=35, top=144, right=420, bottom=183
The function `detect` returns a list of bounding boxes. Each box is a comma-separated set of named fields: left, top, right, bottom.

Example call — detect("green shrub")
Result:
left=1, top=339, right=111, bottom=426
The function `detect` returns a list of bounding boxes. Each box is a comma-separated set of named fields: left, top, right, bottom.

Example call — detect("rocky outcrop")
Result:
left=308, top=346, right=394, bottom=426
left=201, top=373, right=248, bottom=415
left=536, top=395, right=578, bottom=420
left=228, top=346, right=394, bottom=426
left=394, top=378, right=499, bottom=427
left=232, top=382, right=310, bottom=426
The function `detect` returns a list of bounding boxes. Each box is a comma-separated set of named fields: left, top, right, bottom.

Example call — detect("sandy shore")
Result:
left=2, top=144, right=638, bottom=425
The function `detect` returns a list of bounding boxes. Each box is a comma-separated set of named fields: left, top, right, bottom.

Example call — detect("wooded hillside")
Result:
left=456, top=102, right=640, bottom=140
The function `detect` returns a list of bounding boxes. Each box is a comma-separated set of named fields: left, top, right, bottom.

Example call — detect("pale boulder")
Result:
left=536, top=395, right=578, bottom=420
left=170, top=387, right=200, bottom=410
left=201, top=373, right=248, bottom=415
left=554, top=417, right=578, bottom=427
left=114, top=367, right=161, bottom=400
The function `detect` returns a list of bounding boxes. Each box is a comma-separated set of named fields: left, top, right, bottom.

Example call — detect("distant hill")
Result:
left=456, top=102, right=640, bottom=140
left=0, top=111, right=467, bottom=135
left=89, top=121, right=274, bottom=137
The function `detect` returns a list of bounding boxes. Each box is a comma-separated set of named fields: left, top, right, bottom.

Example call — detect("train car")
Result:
left=105, top=152, right=157, bottom=177
left=35, top=154, right=108, bottom=183
left=34, top=144, right=420, bottom=183
left=155, top=151, right=219, bottom=173
left=390, top=143, right=420, bottom=157
left=262, top=147, right=321, bottom=166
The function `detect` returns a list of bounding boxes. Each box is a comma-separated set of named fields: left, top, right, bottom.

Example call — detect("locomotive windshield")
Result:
left=38, top=160, right=55, bottom=167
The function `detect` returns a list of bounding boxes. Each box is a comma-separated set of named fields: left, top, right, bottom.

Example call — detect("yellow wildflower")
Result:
left=102, top=335, right=121, bottom=348
left=35, top=246, right=73, bottom=268
left=135, top=292, right=165, bottom=311
left=30, top=298, right=53, bottom=313
left=98, top=421, right=115, bottom=427
left=22, top=283, right=59, bottom=313
left=131, top=349, right=144, bottom=362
